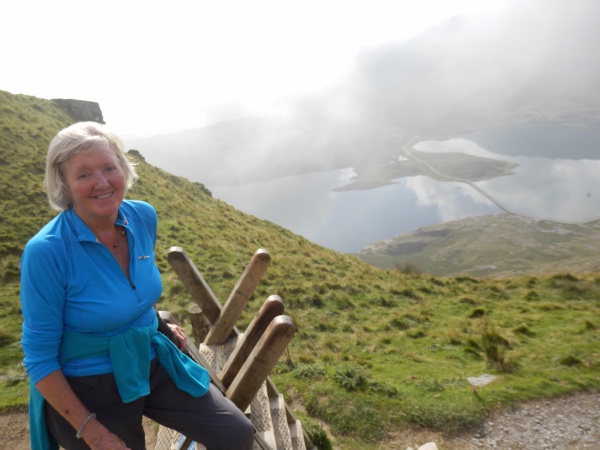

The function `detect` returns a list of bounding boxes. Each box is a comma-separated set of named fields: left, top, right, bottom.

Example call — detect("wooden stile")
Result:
left=156, top=247, right=315, bottom=450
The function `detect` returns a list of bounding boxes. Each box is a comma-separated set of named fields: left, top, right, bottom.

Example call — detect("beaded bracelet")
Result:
left=76, top=412, right=97, bottom=439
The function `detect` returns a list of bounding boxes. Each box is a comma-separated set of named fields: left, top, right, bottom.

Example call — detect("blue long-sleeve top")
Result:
left=20, top=200, right=164, bottom=382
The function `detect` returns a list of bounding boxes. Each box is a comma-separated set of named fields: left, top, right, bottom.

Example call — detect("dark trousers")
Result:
left=45, top=358, right=254, bottom=450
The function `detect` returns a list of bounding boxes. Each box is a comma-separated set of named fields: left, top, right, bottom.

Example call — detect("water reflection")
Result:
left=209, top=168, right=502, bottom=253
left=415, top=139, right=600, bottom=222
left=406, top=176, right=499, bottom=223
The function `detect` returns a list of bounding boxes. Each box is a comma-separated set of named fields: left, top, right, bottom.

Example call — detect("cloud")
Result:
left=342, top=0, right=600, bottom=136
left=406, top=176, right=499, bottom=223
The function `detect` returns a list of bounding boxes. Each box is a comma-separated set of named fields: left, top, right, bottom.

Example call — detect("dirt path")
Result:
left=380, top=391, right=600, bottom=450
left=0, top=412, right=157, bottom=449
left=3, top=391, right=599, bottom=449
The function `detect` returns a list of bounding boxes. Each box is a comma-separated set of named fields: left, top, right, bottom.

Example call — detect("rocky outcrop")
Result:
left=52, top=98, right=104, bottom=123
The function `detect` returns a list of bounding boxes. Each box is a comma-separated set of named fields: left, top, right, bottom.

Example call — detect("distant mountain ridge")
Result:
left=125, top=117, right=519, bottom=190
left=359, top=213, right=600, bottom=277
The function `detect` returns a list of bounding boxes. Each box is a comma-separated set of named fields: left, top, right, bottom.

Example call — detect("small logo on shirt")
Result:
left=137, top=255, right=150, bottom=260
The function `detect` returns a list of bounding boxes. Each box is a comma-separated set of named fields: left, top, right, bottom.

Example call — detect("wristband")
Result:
left=76, top=412, right=97, bottom=439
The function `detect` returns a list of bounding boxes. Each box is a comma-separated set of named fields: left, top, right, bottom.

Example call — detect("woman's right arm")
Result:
left=36, top=370, right=130, bottom=449
left=20, top=238, right=128, bottom=449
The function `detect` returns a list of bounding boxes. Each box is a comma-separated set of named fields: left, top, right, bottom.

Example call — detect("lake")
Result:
left=208, top=126, right=600, bottom=253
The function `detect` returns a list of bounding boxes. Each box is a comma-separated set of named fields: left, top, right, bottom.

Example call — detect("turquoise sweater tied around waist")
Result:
left=29, top=315, right=210, bottom=449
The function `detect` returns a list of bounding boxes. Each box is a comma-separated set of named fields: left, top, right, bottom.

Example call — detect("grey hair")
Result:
left=45, top=122, right=138, bottom=210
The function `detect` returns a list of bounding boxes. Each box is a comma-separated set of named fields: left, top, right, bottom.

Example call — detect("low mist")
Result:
left=126, top=0, right=599, bottom=186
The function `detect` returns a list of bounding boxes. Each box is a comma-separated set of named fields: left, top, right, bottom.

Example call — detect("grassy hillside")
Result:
left=359, top=214, right=600, bottom=277
left=1, top=90, right=599, bottom=449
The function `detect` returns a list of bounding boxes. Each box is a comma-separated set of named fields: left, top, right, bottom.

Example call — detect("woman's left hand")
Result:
left=167, top=323, right=187, bottom=351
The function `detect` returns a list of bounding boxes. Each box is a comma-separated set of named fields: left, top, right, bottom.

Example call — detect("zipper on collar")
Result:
left=128, top=277, right=142, bottom=302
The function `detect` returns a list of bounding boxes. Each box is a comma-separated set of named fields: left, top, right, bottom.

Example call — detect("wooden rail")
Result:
left=227, top=315, right=294, bottom=411
left=204, top=249, right=271, bottom=345
left=220, top=295, right=285, bottom=387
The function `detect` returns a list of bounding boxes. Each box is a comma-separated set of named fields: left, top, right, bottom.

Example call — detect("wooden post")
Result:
left=226, top=316, right=294, bottom=411
left=188, top=304, right=211, bottom=346
left=167, top=246, right=222, bottom=323
left=219, top=295, right=284, bottom=387
left=204, top=248, right=271, bottom=345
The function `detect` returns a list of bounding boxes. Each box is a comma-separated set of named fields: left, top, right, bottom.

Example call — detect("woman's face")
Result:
left=63, top=145, right=126, bottom=226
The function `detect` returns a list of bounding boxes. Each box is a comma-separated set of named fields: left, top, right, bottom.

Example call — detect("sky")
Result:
left=0, top=0, right=510, bottom=137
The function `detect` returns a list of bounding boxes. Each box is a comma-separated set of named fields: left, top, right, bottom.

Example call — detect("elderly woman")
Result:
left=20, top=122, right=254, bottom=450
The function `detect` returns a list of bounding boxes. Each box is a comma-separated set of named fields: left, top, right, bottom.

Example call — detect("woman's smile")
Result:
left=63, top=145, right=126, bottom=227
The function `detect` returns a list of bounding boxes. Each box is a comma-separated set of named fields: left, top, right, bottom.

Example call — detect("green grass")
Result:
left=1, top=90, right=599, bottom=448
left=271, top=272, right=600, bottom=448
